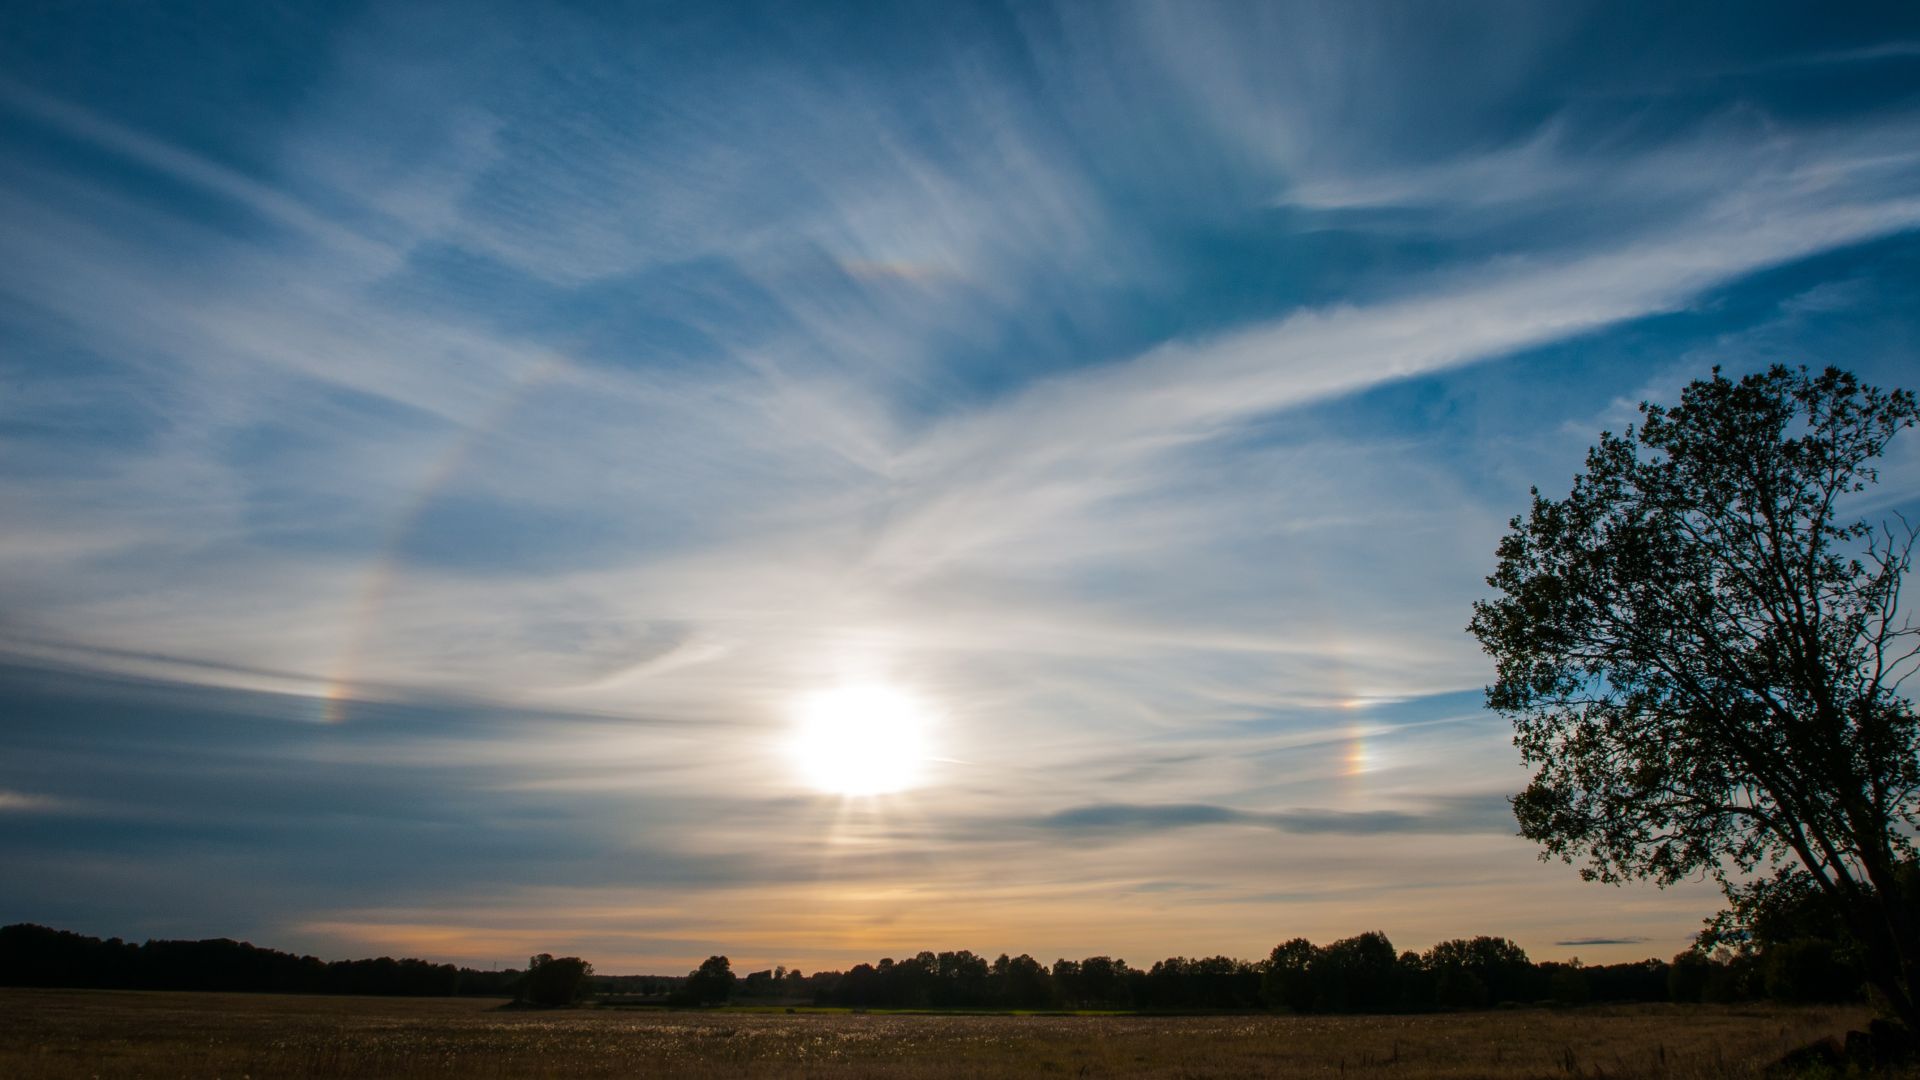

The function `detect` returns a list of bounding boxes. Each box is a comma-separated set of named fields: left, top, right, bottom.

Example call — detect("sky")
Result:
left=3, top=1, right=1920, bottom=976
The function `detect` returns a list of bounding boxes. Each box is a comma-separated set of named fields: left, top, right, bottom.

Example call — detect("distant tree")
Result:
left=1696, top=865, right=1867, bottom=1003
left=1144, top=957, right=1196, bottom=1007
left=1050, top=958, right=1081, bottom=1005
left=1581, top=958, right=1669, bottom=1003
left=1395, top=950, right=1437, bottom=1012
left=1544, top=961, right=1590, bottom=1004
left=686, top=954, right=735, bottom=1005
left=1074, top=956, right=1130, bottom=1009
left=0, top=923, right=463, bottom=997
left=457, top=966, right=524, bottom=997
left=889, top=952, right=937, bottom=1007
left=1422, top=937, right=1535, bottom=1008
left=519, top=953, right=593, bottom=1006
left=1423, top=940, right=1489, bottom=1009
left=1188, top=955, right=1262, bottom=1009
left=1667, top=951, right=1714, bottom=1003
left=1263, top=938, right=1317, bottom=1012
left=1310, top=932, right=1400, bottom=1012
left=829, top=961, right=877, bottom=1005
left=1469, top=366, right=1920, bottom=1026
left=987, top=953, right=1051, bottom=1009
left=934, top=950, right=990, bottom=1006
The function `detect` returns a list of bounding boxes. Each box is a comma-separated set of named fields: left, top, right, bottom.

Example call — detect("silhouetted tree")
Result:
left=1188, top=955, right=1262, bottom=1008
left=890, top=952, right=937, bottom=1007
left=1469, top=366, right=1920, bottom=1027
left=685, top=954, right=735, bottom=1005
left=519, top=953, right=593, bottom=1005
left=785, top=934, right=1837, bottom=1012
left=0, top=924, right=465, bottom=996
left=1395, top=950, right=1436, bottom=1011
left=1695, top=864, right=1868, bottom=1003
left=41, top=917, right=1871, bottom=1015
left=934, top=950, right=990, bottom=1006
left=1543, top=960, right=1590, bottom=1004
left=1049, top=958, right=1080, bottom=1004
left=1422, top=936, right=1535, bottom=1007
left=456, top=966, right=524, bottom=997
left=1766, top=938, right=1860, bottom=1003
left=1310, top=932, right=1400, bottom=1012
left=1581, top=958, right=1669, bottom=1003
left=1262, top=938, right=1316, bottom=1012
left=989, top=953, right=1052, bottom=1008
left=1666, top=952, right=1700, bottom=1002
left=1076, top=956, right=1131, bottom=1008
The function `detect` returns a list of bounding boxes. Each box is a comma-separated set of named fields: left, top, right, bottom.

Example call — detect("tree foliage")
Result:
left=520, top=953, right=593, bottom=1005
left=1469, top=365, right=1920, bottom=1023
left=11, top=921, right=1860, bottom=1011
left=1422, top=935, right=1533, bottom=1008
left=1262, top=938, right=1316, bottom=1012
left=0, top=923, right=473, bottom=995
left=684, top=954, right=735, bottom=1005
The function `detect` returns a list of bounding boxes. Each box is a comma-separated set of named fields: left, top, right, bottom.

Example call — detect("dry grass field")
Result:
left=0, top=989, right=1892, bottom=1079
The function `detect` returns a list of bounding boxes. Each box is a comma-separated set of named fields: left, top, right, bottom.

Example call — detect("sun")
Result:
left=788, top=684, right=934, bottom=796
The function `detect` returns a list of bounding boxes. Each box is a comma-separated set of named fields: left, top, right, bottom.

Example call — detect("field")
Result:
left=0, top=989, right=1888, bottom=1078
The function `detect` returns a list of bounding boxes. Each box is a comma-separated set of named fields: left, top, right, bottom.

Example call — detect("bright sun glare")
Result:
left=789, top=685, right=934, bottom=796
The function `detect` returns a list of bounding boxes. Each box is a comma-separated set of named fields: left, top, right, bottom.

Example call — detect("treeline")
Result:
left=0, top=924, right=513, bottom=997
left=722, top=930, right=1861, bottom=1012
left=5, top=922, right=1866, bottom=1013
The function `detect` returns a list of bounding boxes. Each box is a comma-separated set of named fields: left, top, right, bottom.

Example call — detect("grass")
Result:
left=0, top=988, right=1894, bottom=1078
left=665, top=1004, right=1140, bottom=1016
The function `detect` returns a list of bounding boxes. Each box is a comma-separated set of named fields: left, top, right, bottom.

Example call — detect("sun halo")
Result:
left=788, top=684, right=934, bottom=796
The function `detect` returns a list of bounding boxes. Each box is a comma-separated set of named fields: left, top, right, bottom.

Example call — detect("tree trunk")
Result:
left=1849, top=893, right=1920, bottom=1031
left=1868, top=883, right=1920, bottom=1030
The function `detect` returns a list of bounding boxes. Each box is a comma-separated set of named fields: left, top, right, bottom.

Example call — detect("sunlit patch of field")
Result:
left=0, top=989, right=1887, bottom=1078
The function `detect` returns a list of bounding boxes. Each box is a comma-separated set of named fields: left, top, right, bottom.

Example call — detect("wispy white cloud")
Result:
left=3, top=2, right=1918, bottom=967
left=7, top=38, right=1918, bottom=762
left=0, top=790, right=68, bottom=813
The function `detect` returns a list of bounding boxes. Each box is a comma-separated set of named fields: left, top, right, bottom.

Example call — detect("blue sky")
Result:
left=3, top=1, right=1920, bottom=972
